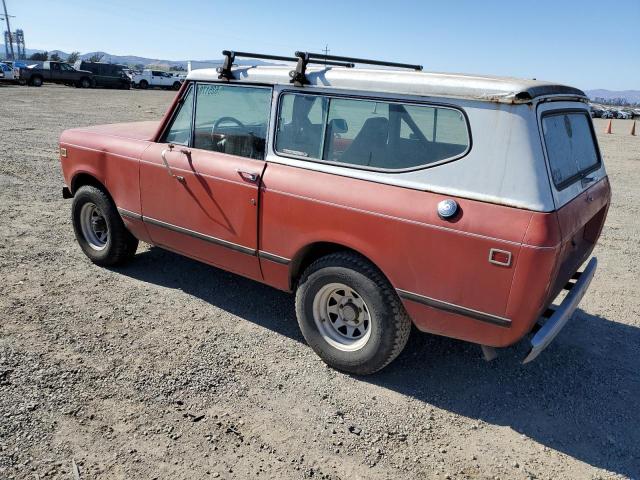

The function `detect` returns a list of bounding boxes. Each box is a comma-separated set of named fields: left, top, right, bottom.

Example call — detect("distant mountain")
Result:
left=0, top=44, right=42, bottom=57
left=1, top=45, right=276, bottom=69
left=585, top=89, right=640, bottom=104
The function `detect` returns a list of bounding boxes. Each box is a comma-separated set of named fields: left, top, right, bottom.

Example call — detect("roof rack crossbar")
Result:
left=299, top=51, right=423, bottom=71
left=217, top=50, right=353, bottom=81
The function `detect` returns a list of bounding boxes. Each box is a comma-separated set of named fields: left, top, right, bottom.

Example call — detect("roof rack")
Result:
left=216, top=49, right=423, bottom=87
left=299, top=52, right=423, bottom=72
left=217, top=50, right=354, bottom=81
left=289, top=52, right=422, bottom=87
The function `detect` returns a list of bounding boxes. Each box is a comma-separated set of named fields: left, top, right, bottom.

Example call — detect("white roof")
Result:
left=186, top=65, right=586, bottom=104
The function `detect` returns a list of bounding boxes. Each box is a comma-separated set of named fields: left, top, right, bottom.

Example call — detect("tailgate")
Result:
left=548, top=178, right=610, bottom=300
left=537, top=101, right=611, bottom=300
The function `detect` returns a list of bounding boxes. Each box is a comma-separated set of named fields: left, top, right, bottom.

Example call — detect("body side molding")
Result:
left=117, top=207, right=143, bottom=221
left=258, top=251, right=291, bottom=265
left=396, top=288, right=512, bottom=327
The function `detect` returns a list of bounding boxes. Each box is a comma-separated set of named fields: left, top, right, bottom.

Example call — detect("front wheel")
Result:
left=295, top=252, right=411, bottom=375
left=139, top=80, right=148, bottom=89
left=71, top=185, right=138, bottom=266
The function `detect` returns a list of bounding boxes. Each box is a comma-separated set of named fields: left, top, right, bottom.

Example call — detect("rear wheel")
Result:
left=80, top=77, right=92, bottom=88
left=295, top=252, right=411, bottom=375
left=31, top=76, right=43, bottom=87
left=172, top=81, right=181, bottom=90
left=71, top=185, right=138, bottom=266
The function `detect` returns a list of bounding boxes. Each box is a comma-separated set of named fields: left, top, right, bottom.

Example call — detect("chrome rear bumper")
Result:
left=523, top=257, right=598, bottom=364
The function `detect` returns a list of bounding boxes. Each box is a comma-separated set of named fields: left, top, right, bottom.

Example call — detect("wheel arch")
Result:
left=289, top=241, right=392, bottom=291
left=70, top=172, right=112, bottom=201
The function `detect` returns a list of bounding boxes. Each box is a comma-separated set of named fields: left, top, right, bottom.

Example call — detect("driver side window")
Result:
left=192, top=83, right=272, bottom=160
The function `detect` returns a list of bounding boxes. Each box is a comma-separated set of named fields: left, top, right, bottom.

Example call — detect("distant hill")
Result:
left=585, top=89, right=640, bottom=105
left=1, top=45, right=276, bottom=70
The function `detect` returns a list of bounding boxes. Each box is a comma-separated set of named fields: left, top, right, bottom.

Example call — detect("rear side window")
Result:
left=275, top=94, right=328, bottom=158
left=275, top=93, right=470, bottom=170
left=541, top=112, right=600, bottom=189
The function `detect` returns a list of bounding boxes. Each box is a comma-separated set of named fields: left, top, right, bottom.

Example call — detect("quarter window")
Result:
left=163, top=85, right=194, bottom=145
left=276, top=93, right=470, bottom=170
left=193, top=84, right=272, bottom=160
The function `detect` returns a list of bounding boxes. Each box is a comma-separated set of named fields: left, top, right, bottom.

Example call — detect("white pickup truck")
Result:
left=0, top=62, right=20, bottom=82
left=131, top=69, right=183, bottom=90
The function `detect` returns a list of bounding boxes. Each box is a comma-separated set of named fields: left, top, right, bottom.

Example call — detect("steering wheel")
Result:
left=211, top=116, right=246, bottom=143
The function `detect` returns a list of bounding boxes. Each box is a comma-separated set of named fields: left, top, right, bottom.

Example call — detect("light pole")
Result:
left=1, top=0, right=15, bottom=60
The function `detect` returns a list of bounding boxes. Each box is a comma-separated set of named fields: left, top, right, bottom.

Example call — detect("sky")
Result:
left=3, top=0, right=639, bottom=90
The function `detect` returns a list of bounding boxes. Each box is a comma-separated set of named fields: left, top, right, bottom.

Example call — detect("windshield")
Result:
left=541, top=111, right=601, bottom=189
left=60, top=63, right=75, bottom=71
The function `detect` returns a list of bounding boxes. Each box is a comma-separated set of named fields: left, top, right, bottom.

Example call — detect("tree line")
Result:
left=28, top=51, right=104, bottom=63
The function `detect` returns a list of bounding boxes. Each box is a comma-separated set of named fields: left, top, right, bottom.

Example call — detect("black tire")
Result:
left=295, top=252, right=411, bottom=375
left=71, top=185, right=138, bottom=266
left=139, top=80, right=148, bottom=89
left=80, top=77, right=92, bottom=88
left=172, top=81, right=181, bottom=90
left=31, top=76, right=43, bottom=87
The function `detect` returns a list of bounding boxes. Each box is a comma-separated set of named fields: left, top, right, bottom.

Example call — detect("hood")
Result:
left=65, top=121, right=161, bottom=142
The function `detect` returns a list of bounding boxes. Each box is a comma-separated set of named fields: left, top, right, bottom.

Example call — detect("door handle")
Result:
left=160, top=146, right=185, bottom=182
left=237, top=170, right=259, bottom=183
left=581, top=176, right=595, bottom=187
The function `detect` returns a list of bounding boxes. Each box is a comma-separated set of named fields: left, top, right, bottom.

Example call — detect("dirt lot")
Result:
left=0, top=84, right=639, bottom=480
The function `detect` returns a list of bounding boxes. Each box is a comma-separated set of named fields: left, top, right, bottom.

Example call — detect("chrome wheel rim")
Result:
left=79, top=202, right=109, bottom=251
left=312, top=282, right=372, bottom=352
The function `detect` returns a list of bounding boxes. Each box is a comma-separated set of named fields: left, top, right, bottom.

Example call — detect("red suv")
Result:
left=59, top=51, right=610, bottom=374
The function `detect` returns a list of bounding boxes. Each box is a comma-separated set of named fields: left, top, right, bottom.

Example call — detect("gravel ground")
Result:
left=0, top=84, right=639, bottom=480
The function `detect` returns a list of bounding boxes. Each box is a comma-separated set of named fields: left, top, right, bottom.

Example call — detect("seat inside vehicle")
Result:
left=277, top=95, right=325, bottom=158
left=276, top=93, right=469, bottom=170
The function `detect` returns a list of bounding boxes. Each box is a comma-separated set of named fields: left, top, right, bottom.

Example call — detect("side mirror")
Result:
left=329, top=118, right=348, bottom=134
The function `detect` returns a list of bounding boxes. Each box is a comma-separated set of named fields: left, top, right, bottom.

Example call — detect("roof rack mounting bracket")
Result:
left=290, top=52, right=309, bottom=87
left=217, top=50, right=235, bottom=81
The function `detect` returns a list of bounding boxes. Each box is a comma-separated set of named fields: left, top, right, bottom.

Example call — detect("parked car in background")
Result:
left=589, top=106, right=604, bottom=118
left=19, top=61, right=94, bottom=88
left=132, top=69, right=182, bottom=90
left=633, top=109, right=640, bottom=118
left=58, top=50, right=610, bottom=374
left=616, top=110, right=632, bottom=119
left=601, top=110, right=614, bottom=119
left=73, top=61, right=131, bottom=89
left=0, top=61, right=19, bottom=82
